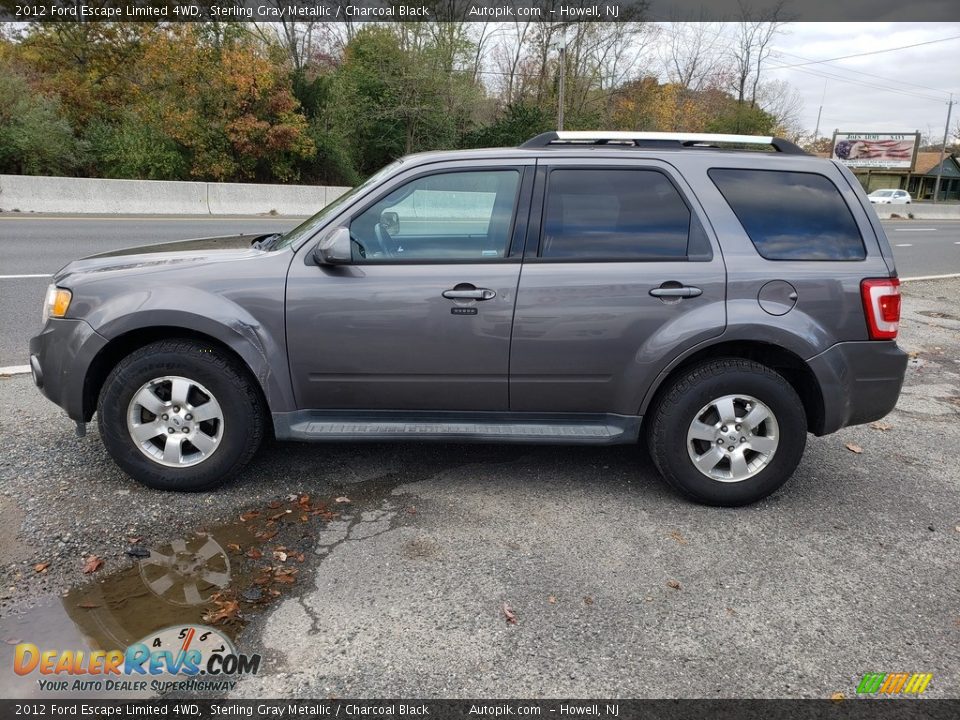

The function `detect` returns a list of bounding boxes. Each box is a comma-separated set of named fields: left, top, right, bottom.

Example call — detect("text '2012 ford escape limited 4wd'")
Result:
left=30, top=132, right=908, bottom=506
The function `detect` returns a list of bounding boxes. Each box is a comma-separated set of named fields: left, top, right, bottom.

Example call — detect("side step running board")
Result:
left=274, top=412, right=641, bottom=446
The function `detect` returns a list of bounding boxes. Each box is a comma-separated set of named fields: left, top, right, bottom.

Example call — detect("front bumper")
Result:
left=29, top=318, right=108, bottom=423
left=807, top=340, right=908, bottom=435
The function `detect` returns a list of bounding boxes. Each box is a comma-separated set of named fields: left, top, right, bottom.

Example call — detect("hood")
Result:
left=53, top=234, right=277, bottom=283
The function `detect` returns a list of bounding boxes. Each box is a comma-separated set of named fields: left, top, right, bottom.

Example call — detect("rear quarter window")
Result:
left=709, top=168, right=866, bottom=261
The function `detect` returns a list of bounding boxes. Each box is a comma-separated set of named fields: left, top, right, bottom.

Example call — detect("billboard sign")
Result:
left=831, top=133, right=920, bottom=170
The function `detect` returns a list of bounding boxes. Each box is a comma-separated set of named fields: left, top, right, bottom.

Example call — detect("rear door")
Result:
left=285, top=161, right=534, bottom=411
left=509, top=159, right=727, bottom=415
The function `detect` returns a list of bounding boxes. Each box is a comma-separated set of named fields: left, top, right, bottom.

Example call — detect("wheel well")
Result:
left=645, top=341, right=825, bottom=434
left=82, top=327, right=268, bottom=423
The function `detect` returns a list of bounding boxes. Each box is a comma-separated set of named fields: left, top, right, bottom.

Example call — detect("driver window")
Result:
left=349, top=170, right=520, bottom=262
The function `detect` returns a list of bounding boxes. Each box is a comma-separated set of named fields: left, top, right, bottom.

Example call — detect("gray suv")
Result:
left=29, top=132, right=908, bottom=506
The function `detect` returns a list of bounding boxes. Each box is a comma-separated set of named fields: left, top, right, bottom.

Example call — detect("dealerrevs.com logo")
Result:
left=13, top=624, right=260, bottom=694
left=856, top=672, right=933, bottom=695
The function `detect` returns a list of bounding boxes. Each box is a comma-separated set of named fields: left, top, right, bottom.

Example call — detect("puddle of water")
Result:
left=0, top=479, right=410, bottom=699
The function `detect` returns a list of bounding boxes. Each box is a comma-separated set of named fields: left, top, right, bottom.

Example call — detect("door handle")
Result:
left=442, top=288, right=496, bottom=301
left=649, top=285, right=702, bottom=298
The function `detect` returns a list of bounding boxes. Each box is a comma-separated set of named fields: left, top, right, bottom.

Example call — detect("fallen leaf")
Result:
left=245, top=548, right=262, bottom=560
left=255, top=530, right=278, bottom=542
left=666, top=580, right=682, bottom=590
left=668, top=531, right=688, bottom=545
left=267, top=500, right=282, bottom=509
left=502, top=602, right=517, bottom=624
left=34, top=562, right=50, bottom=573
left=82, top=556, right=104, bottom=574
left=830, top=692, right=845, bottom=702
left=268, top=511, right=288, bottom=522
left=239, top=511, right=261, bottom=522
left=583, top=596, right=594, bottom=605
left=77, top=602, right=100, bottom=609
left=5, top=638, right=21, bottom=645
left=298, top=495, right=311, bottom=509
left=299, top=514, right=309, bottom=522
left=547, top=596, right=557, bottom=604
left=845, top=443, right=863, bottom=454
left=291, top=552, right=305, bottom=563
left=226, top=543, right=242, bottom=554
left=334, top=496, right=351, bottom=504
left=407, top=506, right=417, bottom=515
left=869, top=421, right=893, bottom=431
left=203, top=598, right=241, bottom=625
left=726, top=607, right=737, bottom=616
left=273, top=551, right=288, bottom=563
left=274, top=568, right=298, bottom=584
left=127, top=536, right=142, bottom=544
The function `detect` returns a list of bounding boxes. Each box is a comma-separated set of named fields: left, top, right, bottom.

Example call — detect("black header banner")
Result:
left=1, top=0, right=958, bottom=23
left=3, top=699, right=960, bottom=719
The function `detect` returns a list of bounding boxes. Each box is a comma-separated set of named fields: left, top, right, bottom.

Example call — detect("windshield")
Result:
left=870, top=190, right=894, bottom=197
left=272, top=160, right=404, bottom=250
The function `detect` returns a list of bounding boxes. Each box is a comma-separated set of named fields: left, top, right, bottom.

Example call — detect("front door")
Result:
left=286, top=164, right=532, bottom=411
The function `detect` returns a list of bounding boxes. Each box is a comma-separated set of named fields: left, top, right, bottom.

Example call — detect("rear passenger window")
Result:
left=709, top=168, right=866, bottom=260
left=541, top=169, right=704, bottom=260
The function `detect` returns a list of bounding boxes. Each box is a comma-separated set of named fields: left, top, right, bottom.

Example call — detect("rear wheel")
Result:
left=97, top=340, right=265, bottom=491
left=647, top=358, right=807, bottom=506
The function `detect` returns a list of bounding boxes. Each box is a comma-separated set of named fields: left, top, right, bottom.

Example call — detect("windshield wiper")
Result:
left=252, top=233, right=282, bottom=250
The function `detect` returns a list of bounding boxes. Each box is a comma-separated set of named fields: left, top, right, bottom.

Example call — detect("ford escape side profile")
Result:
left=29, top=132, right=908, bottom=506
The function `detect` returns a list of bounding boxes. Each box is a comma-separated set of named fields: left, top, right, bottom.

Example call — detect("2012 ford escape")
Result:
left=29, top=132, right=908, bottom=506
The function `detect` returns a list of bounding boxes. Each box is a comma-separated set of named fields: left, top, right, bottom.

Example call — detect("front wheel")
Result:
left=97, top=340, right=265, bottom=491
left=647, top=359, right=807, bottom=506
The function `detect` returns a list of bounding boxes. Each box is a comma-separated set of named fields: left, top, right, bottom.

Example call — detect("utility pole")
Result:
left=933, top=92, right=956, bottom=204
left=557, top=41, right=566, bottom=131
left=813, top=79, right=827, bottom=140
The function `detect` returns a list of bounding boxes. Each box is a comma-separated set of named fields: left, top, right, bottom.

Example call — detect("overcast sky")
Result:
left=767, top=22, right=960, bottom=140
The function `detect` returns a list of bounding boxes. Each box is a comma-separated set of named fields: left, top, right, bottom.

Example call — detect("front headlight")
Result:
left=42, top=284, right=72, bottom=323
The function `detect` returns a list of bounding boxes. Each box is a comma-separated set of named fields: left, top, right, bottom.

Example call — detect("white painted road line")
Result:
left=893, top=228, right=937, bottom=232
left=0, top=364, right=31, bottom=376
left=896, top=244, right=913, bottom=247
left=0, top=274, right=51, bottom=279
left=901, top=273, right=960, bottom=282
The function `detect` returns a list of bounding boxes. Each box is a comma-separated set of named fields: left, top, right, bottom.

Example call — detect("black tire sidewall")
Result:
left=97, top=344, right=259, bottom=491
left=651, top=363, right=806, bottom=506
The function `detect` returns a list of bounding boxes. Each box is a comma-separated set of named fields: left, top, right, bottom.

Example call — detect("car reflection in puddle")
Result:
left=0, top=490, right=360, bottom=699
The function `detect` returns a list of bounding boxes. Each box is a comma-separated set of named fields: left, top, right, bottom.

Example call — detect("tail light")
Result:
left=860, top=278, right=901, bottom=340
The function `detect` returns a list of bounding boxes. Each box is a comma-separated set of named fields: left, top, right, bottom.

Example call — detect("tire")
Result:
left=647, top=358, right=806, bottom=507
left=97, top=339, right=265, bottom=491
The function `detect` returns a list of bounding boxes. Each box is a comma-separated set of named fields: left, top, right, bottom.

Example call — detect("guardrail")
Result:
left=0, top=175, right=350, bottom=216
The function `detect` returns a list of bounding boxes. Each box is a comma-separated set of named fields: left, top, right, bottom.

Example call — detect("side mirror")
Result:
left=380, top=210, right=400, bottom=235
left=313, top=226, right=352, bottom=265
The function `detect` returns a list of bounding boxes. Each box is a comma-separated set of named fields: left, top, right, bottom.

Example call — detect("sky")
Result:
left=766, top=22, right=960, bottom=140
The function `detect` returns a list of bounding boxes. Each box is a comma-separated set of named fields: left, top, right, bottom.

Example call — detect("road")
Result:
left=1, top=214, right=959, bottom=367
left=0, top=278, right=957, bottom=698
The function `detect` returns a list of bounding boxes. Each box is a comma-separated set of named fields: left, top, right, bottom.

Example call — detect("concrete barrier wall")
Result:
left=0, top=175, right=351, bottom=216
left=873, top=205, right=960, bottom=220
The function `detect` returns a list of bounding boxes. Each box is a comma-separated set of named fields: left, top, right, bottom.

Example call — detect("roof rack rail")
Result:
left=520, top=131, right=808, bottom=155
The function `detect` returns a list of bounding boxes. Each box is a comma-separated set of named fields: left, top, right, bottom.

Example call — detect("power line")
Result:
left=770, top=35, right=960, bottom=69
left=766, top=61, right=947, bottom=104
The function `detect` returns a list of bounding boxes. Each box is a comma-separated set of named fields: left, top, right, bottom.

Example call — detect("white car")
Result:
left=868, top=189, right=912, bottom=204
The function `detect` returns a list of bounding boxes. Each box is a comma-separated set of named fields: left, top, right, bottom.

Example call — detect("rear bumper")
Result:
left=29, top=318, right=108, bottom=423
left=807, top=340, right=908, bottom=435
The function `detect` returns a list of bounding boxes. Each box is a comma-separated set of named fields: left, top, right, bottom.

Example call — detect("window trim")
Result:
left=343, top=166, right=529, bottom=266
left=527, top=165, right=708, bottom=264
left=708, top=167, right=867, bottom=262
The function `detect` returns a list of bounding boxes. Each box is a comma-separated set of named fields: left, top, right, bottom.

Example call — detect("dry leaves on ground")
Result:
left=502, top=603, right=517, bottom=624
left=34, top=562, right=50, bottom=573
left=845, top=443, right=863, bottom=454
left=239, top=510, right=261, bottom=522
left=203, top=596, right=241, bottom=625
left=668, top=531, right=688, bottom=545
left=82, top=556, right=104, bottom=574
left=870, top=421, right=893, bottom=431
left=666, top=580, right=682, bottom=590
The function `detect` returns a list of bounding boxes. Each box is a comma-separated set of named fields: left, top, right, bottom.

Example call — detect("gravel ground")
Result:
left=0, top=278, right=957, bottom=699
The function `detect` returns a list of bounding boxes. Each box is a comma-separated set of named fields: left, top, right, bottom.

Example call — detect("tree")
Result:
left=0, top=64, right=85, bottom=176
